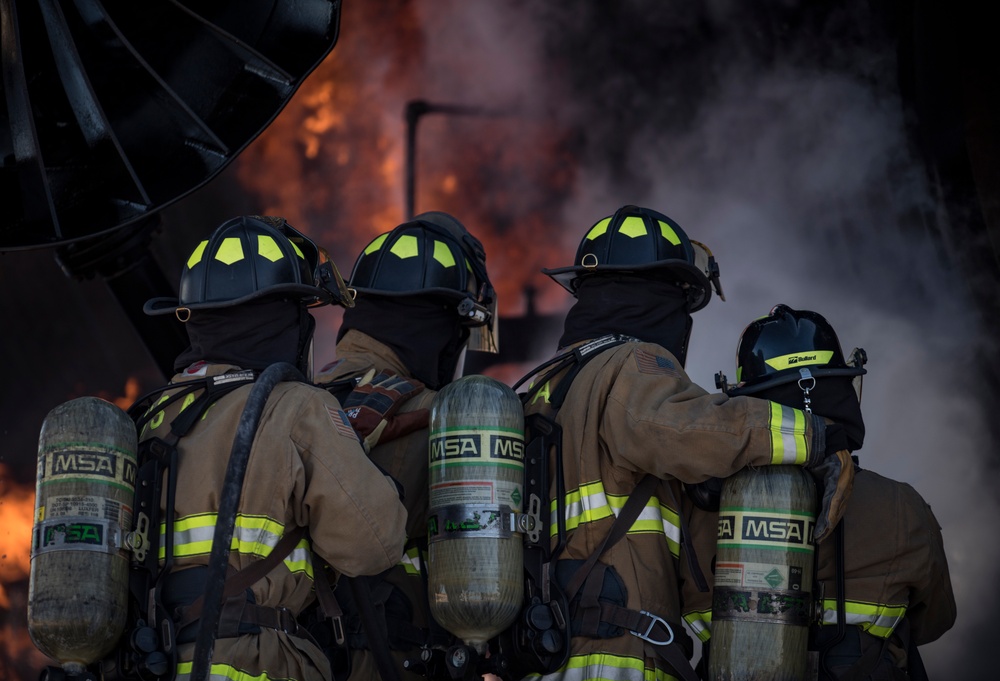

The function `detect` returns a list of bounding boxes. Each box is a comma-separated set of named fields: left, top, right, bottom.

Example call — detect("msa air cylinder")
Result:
left=28, top=397, right=137, bottom=675
left=709, top=466, right=817, bottom=681
left=427, top=375, right=525, bottom=652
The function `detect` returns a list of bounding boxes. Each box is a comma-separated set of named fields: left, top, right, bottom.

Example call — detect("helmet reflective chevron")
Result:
left=727, top=304, right=866, bottom=396
left=542, top=205, right=723, bottom=311
left=348, top=211, right=498, bottom=353
left=144, top=215, right=352, bottom=319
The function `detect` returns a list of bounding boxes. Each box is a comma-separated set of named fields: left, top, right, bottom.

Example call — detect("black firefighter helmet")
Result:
left=542, top=204, right=725, bottom=312
left=726, top=304, right=867, bottom=396
left=348, top=211, right=498, bottom=353
left=144, top=215, right=352, bottom=320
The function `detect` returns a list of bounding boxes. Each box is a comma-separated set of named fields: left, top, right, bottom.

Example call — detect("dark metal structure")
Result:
left=1, top=0, right=343, bottom=376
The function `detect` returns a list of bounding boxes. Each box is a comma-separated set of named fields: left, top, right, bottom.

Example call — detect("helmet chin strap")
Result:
left=797, top=368, right=816, bottom=414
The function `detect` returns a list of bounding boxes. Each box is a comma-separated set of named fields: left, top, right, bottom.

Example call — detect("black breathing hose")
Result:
left=190, top=362, right=304, bottom=681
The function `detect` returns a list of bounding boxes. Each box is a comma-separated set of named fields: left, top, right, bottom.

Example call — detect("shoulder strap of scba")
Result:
left=502, top=335, right=700, bottom=681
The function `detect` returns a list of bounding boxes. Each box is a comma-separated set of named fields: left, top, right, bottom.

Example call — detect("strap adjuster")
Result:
left=275, top=606, right=298, bottom=635
left=630, top=610, right=675, bottom=646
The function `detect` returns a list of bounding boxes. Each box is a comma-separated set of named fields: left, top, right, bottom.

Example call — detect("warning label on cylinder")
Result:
left=715, top=561, right=805, bottom=591
left=717, top=509, right=815, bottom=552
left=429, top=428, right=524, bottom=468
left=41, top=494, right=132, bottom=528
left=430, top=480, right=522, bottom=508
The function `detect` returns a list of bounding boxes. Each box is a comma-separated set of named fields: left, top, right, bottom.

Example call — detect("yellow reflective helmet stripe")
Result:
left=390, top=234, right=419, bottom=259
left=552, top=481, right=681, bottom=557
left=764, top=350, right=835, bottom=372
left=256, top=235, right=284, bottom=262
left=585, top=217, right=613, bottom=241
left=618, top=215, right=649, bottom=238
left=769, top=402, right=809, bottom=465
left=820, top=600, right=907, bottom=638
left=433, top=240, right=456, bottom=268
left=657, top=220, right=682, bottom=245
left=524, top=652, right=680, bottom=681
left=187, top=240, right=208, bottom=269
left=364, top=233, right=388, bottom=255
left=214, top=237, right=245, bottom=265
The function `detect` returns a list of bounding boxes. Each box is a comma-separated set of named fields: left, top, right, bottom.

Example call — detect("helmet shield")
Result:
left=728, top=304, right=866, bottom=396
left=348, top=211, right=499, bottom=353
left=145, top=215, right=351, bottom=317
left=542, top=205, right=720, bottom=311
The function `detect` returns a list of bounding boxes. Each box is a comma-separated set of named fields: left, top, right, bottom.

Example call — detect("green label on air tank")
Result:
left=37, top=447, right=136, bottom=490
left=717, top=510, right=815, bottom=552
left=429, top=428, right=524, bottom=468
left=31, top=517, right=122, bottom=556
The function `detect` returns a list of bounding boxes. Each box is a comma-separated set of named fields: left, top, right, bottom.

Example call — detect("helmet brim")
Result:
left=726, top=365, right=868, bottom=396
left=542, top=259, right=713, bottom=311
left=143, top=283, right=336, bottom=316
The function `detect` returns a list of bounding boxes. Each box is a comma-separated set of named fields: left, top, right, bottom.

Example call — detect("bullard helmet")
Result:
left=727, top=304, right=866, bottom=396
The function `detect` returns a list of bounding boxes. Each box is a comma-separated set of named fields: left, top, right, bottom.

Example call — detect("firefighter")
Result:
left=684, top=304, right=957, bottom=680
left=520, top=205, right=853, bottom=681
left=313, top=211, right=498, bottom=681
left=141, top=215, right=410, bottom=681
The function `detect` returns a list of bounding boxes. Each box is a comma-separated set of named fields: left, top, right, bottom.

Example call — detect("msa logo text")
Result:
left=430, top=434, right=524, bottom=462
left=718, top=514, right=736, bottom=540
left=742, top=516, right=809, bottom=544
left=47, top=452, right=136, bottom=484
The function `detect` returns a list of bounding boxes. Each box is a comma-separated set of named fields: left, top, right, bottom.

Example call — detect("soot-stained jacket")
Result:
left=680, top=467, right=956, bottom=679
left=522, top=339, right=825, bottom=681
left=141, top=360, right=408, bottom=681
left=315, top=330, right=439, bottom=681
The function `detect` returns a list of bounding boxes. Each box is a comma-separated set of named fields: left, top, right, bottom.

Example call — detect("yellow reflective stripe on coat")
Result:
left=820, top=600, right=907, bottom=638
left=553, top=481, right=682, bottom=557
left=401, top=545, right=423, bottom=576
left=768, top=402, right=809, bottom=464
left=682, top=610, right=712, bottom=643
left=159, top=513, right=313, bottom=578
left=176, top=660, right=276, bottom=681
left=526, top=652, right=679, bottom=681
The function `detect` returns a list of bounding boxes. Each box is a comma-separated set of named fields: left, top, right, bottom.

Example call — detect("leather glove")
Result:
left=342, top=370, right=428, bottom=452
left=806, top=423, right=855, bottom=543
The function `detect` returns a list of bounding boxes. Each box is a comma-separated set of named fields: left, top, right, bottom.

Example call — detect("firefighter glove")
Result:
left=809, top=446, right=855, bottom=543
left=342, top=370, right=428, bottom=452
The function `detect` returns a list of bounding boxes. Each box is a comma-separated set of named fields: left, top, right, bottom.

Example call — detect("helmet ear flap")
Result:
left=847, top=347, right=867, bottom=403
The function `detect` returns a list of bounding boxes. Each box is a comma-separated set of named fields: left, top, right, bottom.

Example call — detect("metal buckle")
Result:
left=276, top=606, right=298, bottom=635
left=630, top=610, right=674, bottom=646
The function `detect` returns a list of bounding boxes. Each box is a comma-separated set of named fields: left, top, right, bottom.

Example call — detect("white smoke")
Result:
left=414, top=1, right=991, bottom=677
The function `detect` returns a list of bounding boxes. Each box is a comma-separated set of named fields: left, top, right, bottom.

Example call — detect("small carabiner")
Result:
left=630, top=610, right=675, bottom=646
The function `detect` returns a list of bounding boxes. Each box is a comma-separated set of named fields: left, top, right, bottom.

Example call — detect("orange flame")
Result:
left=0, top=464, right=33, bottom=610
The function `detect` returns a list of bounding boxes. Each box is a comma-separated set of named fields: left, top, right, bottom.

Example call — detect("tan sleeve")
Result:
left=291, top=388, right=408, bottom=577
left=603, top=344, right=824, bottom=483
left=900, top=485, right=957, bottom=645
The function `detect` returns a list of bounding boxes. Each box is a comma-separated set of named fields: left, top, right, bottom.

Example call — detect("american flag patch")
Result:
left=634, top=349, right=680, bottom=377
left=328, top=406, right=359, bottom=441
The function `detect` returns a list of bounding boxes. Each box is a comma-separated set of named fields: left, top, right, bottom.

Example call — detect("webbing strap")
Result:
left=564, top=474, right=659, bottom=602
left=175, top=525, right=307, bottom=631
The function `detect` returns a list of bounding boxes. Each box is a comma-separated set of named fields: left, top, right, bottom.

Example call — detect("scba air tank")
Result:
left=28, top=397, right=137, bottom=676
left=427, top=375, right=525, bottom=652
left=709, top=466, right=817, bottom=681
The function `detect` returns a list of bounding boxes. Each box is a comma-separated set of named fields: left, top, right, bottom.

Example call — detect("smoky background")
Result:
left=1, top=0, right=995, bottom=678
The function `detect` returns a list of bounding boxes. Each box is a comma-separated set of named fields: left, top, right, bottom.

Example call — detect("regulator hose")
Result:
left=190, top=362, right=305, bottom=681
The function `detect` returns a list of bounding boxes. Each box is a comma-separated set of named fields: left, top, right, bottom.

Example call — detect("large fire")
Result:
left=235, top=1, right=578, bottom=322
